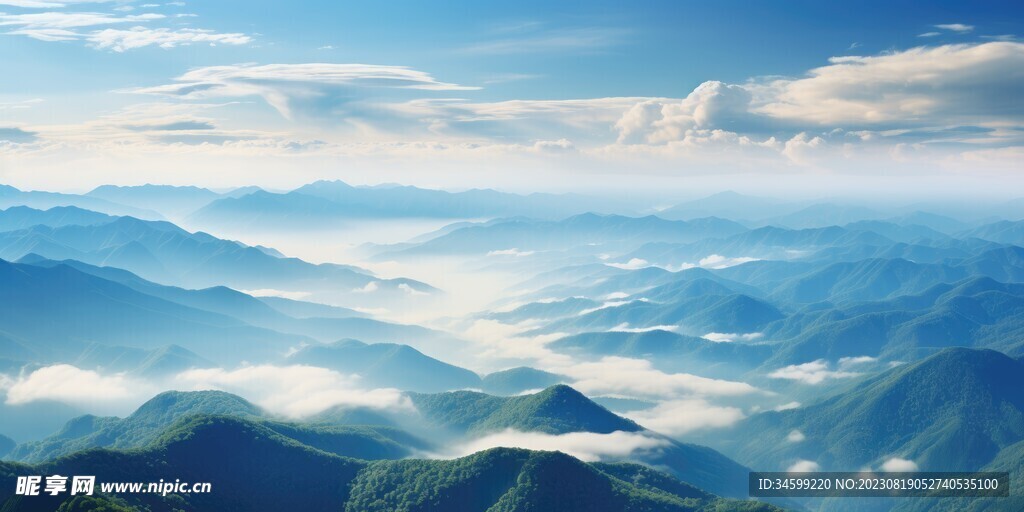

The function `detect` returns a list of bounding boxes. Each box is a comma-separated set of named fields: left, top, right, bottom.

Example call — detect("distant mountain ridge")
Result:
left=0, top=215, right=434, bottom=298
left=187, top=179, right=632, bottom=229
left=374, top=213, right=749, bottom=259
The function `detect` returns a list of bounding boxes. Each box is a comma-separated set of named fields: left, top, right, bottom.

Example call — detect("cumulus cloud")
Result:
left=768, top=360, right=862, bottom=385
left=756, top=42, right=1024, bottom=126
left=354, top=281, right=379, bottom=293
left=781, top=132, right=826, bottom=165
left=615, top=81, right=758, bottom=144
left=440, top=429, right=669, bottom=462
left=11, top=41, right=1024, bottom=182
left=880, top=457, right=919, bottom=472
left=603, top=42, right=1024, bottom=169
left=624, top=398, right=745, bottom=436
left=174, top=364, right=412, bottom=418
left=702, top=332, right=763, bottom=343
left=787, top=459, right=821, bottom=472
left=786, top=430, right=806, bottom=443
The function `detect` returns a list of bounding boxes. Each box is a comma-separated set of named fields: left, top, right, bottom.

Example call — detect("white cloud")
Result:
left=774, top=401, right=801, bottom=411
left=532, top=138, right=576, bottom=153
left=440, top=429, right=669, bottom=462
left=130, top=63, right=479, bottom=119
left=756, top=42, right=1024, bottom=126
left=560, top=356, right=762, bottom=399
left=3, top=365, right=142, bottom=405
left=398, top=282, right=429, bottom=296
left=880, top=457, right=919, bottom=472
left=605, top=258, right=649, bottom=270
left=934, top=23, right=973, bottom=33
left=768, top=360, right=861, bottom=385
left=702, top=332, right=763, bottom=343
left=787, top=459, right=820, bottom=472
left=697, top=254, right=760, bottom=269
left=616, top=81, right=756, bottom=144
left=460, top=319, right=571, bottom=368
left=786, top=430, right=806, bottom=443
left=487, top=248, right=535, bottom=257
left=837, top=355, right=877, bottom=369
left=608, top=323, right=678, bottom=333
left=0, top=10, right=250, bottom=51
left=354, top=281, right=379, bottom=293
left=10, top=43, right=1024, bottom=184
left=0, top=0, right=112, bottom=6
left=664, top=255, right=760, bottom=272
left=0, top=11, right=163, bottom=31
left=174, top=364, right=412, bottom=418
left=782, top=132, right=826, bottom=165
left=88, top=27, right=251, bottom=52
left=578, top=298, right=648, bottom=316
left=625, top=398, right=745, bottom=436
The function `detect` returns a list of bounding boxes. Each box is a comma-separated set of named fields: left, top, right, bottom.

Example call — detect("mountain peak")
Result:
left=130, top=390, right=263, bottom=424
left=475, top=385, right=642, bottom=435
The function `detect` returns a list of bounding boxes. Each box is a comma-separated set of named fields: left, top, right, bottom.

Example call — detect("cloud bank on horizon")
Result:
left=0, top=0, right=1021, bottom=191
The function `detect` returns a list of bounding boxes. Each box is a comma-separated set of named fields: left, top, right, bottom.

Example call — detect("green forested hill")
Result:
left=719, top=348, right=1024, bottom=473
left=408, top=385, right=752, bottom=499
left=409, top=384, right=641, bottom=435
left=9, top=391, right=264, bottom=463
left=9, top=391, right=429, bottom=465
left=0, top=416, right=782, bottom=512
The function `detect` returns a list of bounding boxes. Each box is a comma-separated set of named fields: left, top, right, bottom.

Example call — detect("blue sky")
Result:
left=0, top=0, right=1022, bottom=193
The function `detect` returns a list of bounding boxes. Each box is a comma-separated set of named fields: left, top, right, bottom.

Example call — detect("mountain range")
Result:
left=0, top=387, right=778, bottom=510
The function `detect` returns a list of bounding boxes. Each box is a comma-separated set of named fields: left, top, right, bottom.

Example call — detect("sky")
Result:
left=0, top=0, right=1022, bottom=194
